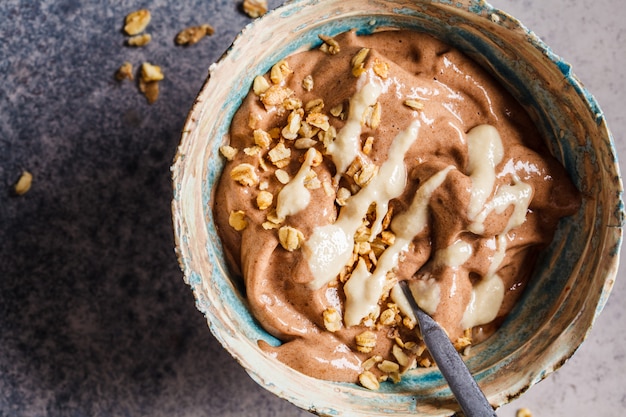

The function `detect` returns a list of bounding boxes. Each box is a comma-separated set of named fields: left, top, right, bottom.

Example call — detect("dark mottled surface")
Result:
left=0, top=1, right=310, bottom=416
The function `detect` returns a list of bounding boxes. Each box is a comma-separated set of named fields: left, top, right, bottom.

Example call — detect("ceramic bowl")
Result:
left=171, top=0, right=623, bottom=415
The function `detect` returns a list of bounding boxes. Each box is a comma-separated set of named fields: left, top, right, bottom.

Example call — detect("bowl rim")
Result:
left=171, top=0, right=624, bottom=415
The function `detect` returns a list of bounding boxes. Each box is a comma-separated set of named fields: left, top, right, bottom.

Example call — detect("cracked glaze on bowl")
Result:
left=171, top=0, right=624, bottom=415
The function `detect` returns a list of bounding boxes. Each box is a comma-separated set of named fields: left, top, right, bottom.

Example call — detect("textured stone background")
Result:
left=0, top=1, right=624, bottom=416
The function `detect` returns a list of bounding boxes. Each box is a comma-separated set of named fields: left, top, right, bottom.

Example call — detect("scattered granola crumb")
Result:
left=256, top=190, right=273, bottom=210
left=127, top=33, right=152, bottom=47
left=219, top=145, right=239, bottom=161
left=278, top=225, right=304, bottom=251
left=318, top=34, right=340, bottom=55
left=115, top=62, right=134, bottom=81
left=377, top=359, right=399, bottom=373
left=140, top=62, right=164, bottom=82
left=351, top=48, right=370, bottom=77
left=322, top=308, right=343, bottom=332
left=302, top=74, right=314, bottom=92
left=358, top=370, right=380, bottom=390
left=243, top=0, right=268, bottom=18
left=355, top=330, right=377, bottom=353
left=175, top=24, right=215, bottom=46
left=13, top=171, right=32, bottom=195
left=124, top=9, right=151, bottom=36
left=230, top=163, right=259, bottom=186
left=404, top=99, right=424, bottom=111
left=228, top=210, right=248, bottom=231
left=275, top=169, right=290, bottom=184
left=138, top=78, right=159, bottom=104
left=373, top=58, right=389, bottom=79
left=138, top=62, right=164, bottom=104
left=516, top=408, right=532, bottom=417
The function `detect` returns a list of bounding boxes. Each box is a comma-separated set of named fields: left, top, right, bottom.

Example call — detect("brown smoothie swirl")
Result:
left=213, top=30, right=581, bottom=384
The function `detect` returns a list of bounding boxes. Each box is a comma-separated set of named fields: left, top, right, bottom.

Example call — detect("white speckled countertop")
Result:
left=0, top=1, right=623, bottom=416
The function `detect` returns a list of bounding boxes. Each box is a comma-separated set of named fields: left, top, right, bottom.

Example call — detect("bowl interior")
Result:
left=172, top=0, right=623, bottom=415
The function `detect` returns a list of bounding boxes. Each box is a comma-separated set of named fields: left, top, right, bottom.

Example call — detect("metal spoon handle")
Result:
left=400, top=282, right=497, bottom=417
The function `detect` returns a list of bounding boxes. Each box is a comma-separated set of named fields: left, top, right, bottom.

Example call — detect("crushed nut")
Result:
left=14, top=171, right=32, bottom=195
left=362, top=136, right=374, bottom=155
left=275, top=169, right=290, bottom=184
left=124, top=9, right=151, bottom=36
left=355, top=330, right=377, bottom=353
left=252, top=75, right=270, bottom=96
left=362, top=355, right=382, bottom=371
left=404, top=99, right=424, bottom=111
left=392, top=344, right=410, bottom=367
left=304, top=172, right=321, bottom=190
left=319, top=125, right=337, bottom=149
left=402, top=316, right=416, bottom=330
left=175, top=24, right=215, bottom=46
left=127, top=33, right=151, bottom=47
left=294, top=138, right=317, bottom=149
left=278, top=225, right=304, bottom=251
left=306, top=112, right=330, bottom=131
left=248, top=112, right=263, bottom=129
left=354, top=163, right=379, bottom=187
left=373, top=58, right=389, bottom=79
left=351, top=48, right=370, bottom=77
left=268, top=142, right=291, bottom=168
left=219, top=145, right=238, bottom=161
left=377, top=360, right=400, bottom=374
left=358, top=370, right=380, bottom=390
left=253, top=129, right=272, bottom=148
left=115, top=62, right=134, bottom=81
left=302, top=74, right=314, bottom=91
left=243, top=0, right=268, bottom=18
left=305, top=98, right=324, bottom=113
left=270, top=60, right=293, bottom=85
left=230, top=163, right=259, bottom=186
left=138, top=77, right=159, bottom=104
left=298, top=121, right=319, bottom=139
left=454, top=335, right=472, bottom=352
left=362, top=102, right=381, bottom=129
left=323, top=308, right=343, bottom=332
left=260, top=85, right=294, bottom=109
left=318, top=34, right=340, bottom=55
left=244, top=146, right=261, bottom=156
left=516, top=408, right=532, bottom=417
left=418, top=357, right=432, bottom=368
left=140, top=62, right=164, bottom=82
left=329, top=103, right=343, bottom=118
left=256, top=190, right=273, bottom=210
left=281, top=110, right=303, bottom=140
left=228, top=210, right=248, bottom=231
left=379, top=308, right=396, bottom=326
left=283, top=97, right=302, bottom=111
left=336, top=187, right=351, bottom=206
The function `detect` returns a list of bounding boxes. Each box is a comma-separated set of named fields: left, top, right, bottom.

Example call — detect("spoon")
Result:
left=399, top=281, right=497, bottom=417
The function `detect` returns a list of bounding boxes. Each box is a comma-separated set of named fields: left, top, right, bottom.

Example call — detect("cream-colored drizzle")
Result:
left=392, top=125, right=533, bottom=331
left=305, top=118, right=420, bottom=291
left=461, top=127, right=533, bottom=329
left=344, top=166, right=454, bottom=326
left=466, top=124, right=504, bottom=233
left=275, top=148, right=317, bottom=221
left=326, top=80, right=383, bottom=175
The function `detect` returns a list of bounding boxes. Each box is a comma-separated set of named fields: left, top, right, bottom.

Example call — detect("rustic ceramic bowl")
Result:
left=171, top=0, right=623, bottom=415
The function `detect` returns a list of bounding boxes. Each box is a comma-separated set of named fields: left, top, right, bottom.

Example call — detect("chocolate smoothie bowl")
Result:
left=171, top=1, right=623, bottom=416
